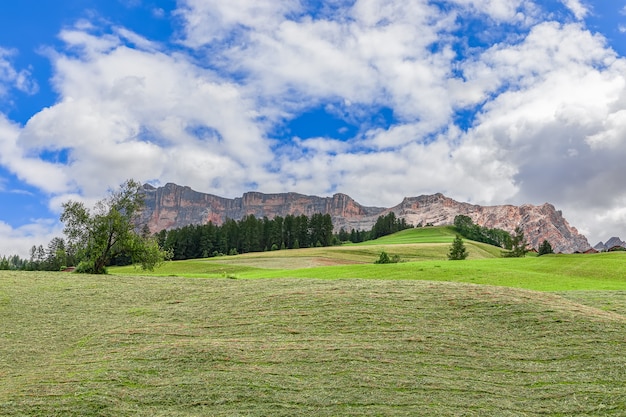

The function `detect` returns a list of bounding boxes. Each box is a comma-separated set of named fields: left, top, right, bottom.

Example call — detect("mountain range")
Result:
left=593, top=237, right=626, bottom=252
left=138, top=183, right=592, bottom=254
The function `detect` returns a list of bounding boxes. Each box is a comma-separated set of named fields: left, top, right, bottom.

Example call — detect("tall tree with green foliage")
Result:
left=60, top=179, right=169, bottom=274
left=502, top=226, right=529, bottom=258
left=538, top=239, right=554, bottom=256
left=448, top=235, right=468, bottom=260
left=453, top=215, right=511, bottom=248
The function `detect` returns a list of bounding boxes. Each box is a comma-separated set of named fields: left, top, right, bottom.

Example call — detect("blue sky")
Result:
left=1, top=0, right=626, bottom=256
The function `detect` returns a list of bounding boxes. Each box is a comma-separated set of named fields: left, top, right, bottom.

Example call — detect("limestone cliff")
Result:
left=387, top=193, right=590, bottom=253
left=139, top=183, right=383, bottom=235
left=139, top=184, right=591, bottom=253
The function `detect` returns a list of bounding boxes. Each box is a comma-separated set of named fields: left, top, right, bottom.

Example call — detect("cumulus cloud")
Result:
left=0, top=220, right=63, bottom=259
left=560, top=0, right=589, bottom=20
left=18, top=26, right=275, bottom=199
left=3, top=0, right=626, bottom=249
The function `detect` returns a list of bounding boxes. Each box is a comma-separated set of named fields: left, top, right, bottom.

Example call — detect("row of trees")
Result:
left=336, top=212, right=415, bottom=244
left=0, top=237, right=76, bottom=271
left=453, top=215, right=512, bottom=249
left=156, top=213, right=334, bottom=261
left=453, top=215, right=535, bottom=258
left=159, top=211, right=415, bottom=262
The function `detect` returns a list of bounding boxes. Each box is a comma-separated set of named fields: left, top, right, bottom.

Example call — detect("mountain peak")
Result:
left=139, top=183, right=591, bottom=253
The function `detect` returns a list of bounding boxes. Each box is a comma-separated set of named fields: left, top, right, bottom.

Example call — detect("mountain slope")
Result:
left=139, top=183, right=591, bottom=253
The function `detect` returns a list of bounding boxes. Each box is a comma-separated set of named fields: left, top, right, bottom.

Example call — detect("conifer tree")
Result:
left=538, top=239, right=554, bottom=256
left=448, top=235, right=468, bottom=260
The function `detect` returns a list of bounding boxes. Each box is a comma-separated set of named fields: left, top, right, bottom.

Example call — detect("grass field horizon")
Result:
left=2, top=226, right=625, bottom=415
left=113, top=227, right=626, bottom=292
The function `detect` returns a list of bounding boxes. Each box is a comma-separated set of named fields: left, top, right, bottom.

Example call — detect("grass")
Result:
left=1, top=272, right=625, bottom=416
left=235, top=253, right=626, bottom=291
left=3, top=227, right=626, bottom=415
left=113, top=237, right=626, bottom=292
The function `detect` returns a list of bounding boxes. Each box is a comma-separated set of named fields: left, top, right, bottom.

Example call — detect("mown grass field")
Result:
left=114, top=227, right=626, bottom=292
left=2, top=227, right=625, bottom=416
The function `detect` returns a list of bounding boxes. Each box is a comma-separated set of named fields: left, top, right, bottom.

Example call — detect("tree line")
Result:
left=336, top=212, right=415, bottom=243
left=453, top=215, right=513, bottom=249
left=155, top=213, right=334, bottom=261
left=0, top=237, right=76, bottom=271
left=155, top=211, right=416, bottom=262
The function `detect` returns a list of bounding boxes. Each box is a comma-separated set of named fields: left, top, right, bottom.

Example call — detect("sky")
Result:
left=1, top=0, right=626, bottom=257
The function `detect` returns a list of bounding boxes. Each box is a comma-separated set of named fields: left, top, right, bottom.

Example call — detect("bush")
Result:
left=375, top=251, right=401, bottom=264
left=74, top=260, right=102, bottom=274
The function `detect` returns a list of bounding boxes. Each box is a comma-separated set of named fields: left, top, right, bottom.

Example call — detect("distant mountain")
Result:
left=593, top=237, right=626, bottom=252
left=139, top=183, right=591, bottom=254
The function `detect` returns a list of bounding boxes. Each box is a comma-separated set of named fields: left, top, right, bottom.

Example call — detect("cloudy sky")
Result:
left=1, top=0, right=626, bottom=256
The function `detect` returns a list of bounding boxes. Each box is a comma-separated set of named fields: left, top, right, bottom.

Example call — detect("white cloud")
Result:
left=0, top=219, right=63, bottom=259
left=4, top=0, right=626, bottom=250
left=0, top=114, right=71, bottom=193
left=18, top=28, right=274, bottom=199
left=0, top=48, right=38, bottom=96
left=447, top=0, right=536, bottom=23
left=559, top=0, right=588, bottom=20
left=176, top=0, right=302, bottom=47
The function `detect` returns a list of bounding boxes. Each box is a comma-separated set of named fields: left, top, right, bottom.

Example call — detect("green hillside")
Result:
left=357, top=226, right=459, bottom=244
left=3, top=227, right=626, bottom=415
left=1, top=272, right=624, bottom=416
left=111, top=227, right=626, bottom=291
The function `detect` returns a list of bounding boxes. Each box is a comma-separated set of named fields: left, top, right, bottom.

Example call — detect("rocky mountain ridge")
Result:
left=594, top=237, right=626, bottom=252
left=139, top=183, right=591, bottom=253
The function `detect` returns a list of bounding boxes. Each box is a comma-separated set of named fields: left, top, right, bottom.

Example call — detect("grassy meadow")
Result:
left=1, top=227, right=625, bottom=415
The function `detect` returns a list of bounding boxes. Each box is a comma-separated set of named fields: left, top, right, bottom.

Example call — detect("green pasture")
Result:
left=3, top=226, right=625, bottom=415
left=112, top=226, right=626, bottom=292
left=238, top=253, right=626, bottom=291
left=1, top=272, right=625, bottom=416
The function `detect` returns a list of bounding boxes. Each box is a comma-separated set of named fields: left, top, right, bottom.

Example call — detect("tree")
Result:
left=538, top=239, right=554, bottom=256
left=448, top=235, right=468, bottom=260
left=502, top=226, right=529, bottom=258
left=60, top=179, right=169, bottom=274
left=0, top=256, right=9, bottom=270
left=46, top=237, right=67, bottom=270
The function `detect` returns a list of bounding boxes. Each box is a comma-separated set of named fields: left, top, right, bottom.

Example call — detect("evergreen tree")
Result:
left=503, top=226, right=529, bottom=258
left=448, top=235, right=468, bottom=260
left=538, top=239, right=554, bottom=256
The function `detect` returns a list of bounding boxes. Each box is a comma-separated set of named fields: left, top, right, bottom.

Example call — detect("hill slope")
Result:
left=1, top=273, right=624, bottom=416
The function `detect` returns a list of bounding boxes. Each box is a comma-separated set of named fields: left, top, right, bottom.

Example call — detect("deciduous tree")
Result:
left=61, top=179, right=169, bottom=274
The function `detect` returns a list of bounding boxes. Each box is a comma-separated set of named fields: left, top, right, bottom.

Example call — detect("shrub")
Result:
left=375, top=251, right=401, bottom=264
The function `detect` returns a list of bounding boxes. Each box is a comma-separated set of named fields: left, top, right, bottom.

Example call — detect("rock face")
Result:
left=138, top=183, right=383, bottom=234
left=594, top=237, right=626, bottom=252
left=387, top=193, right=590, bottom=253
left=139, top=184, right=591, bottom=253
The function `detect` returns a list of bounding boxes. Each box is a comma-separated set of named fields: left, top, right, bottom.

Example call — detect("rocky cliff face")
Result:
left=594, top=237, right=626, bottom=252
left=388, top=193, right=590, bottom=253
left=139, top=184, right=591, bottom=253
left=138, top=183, right=384, bottom=234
